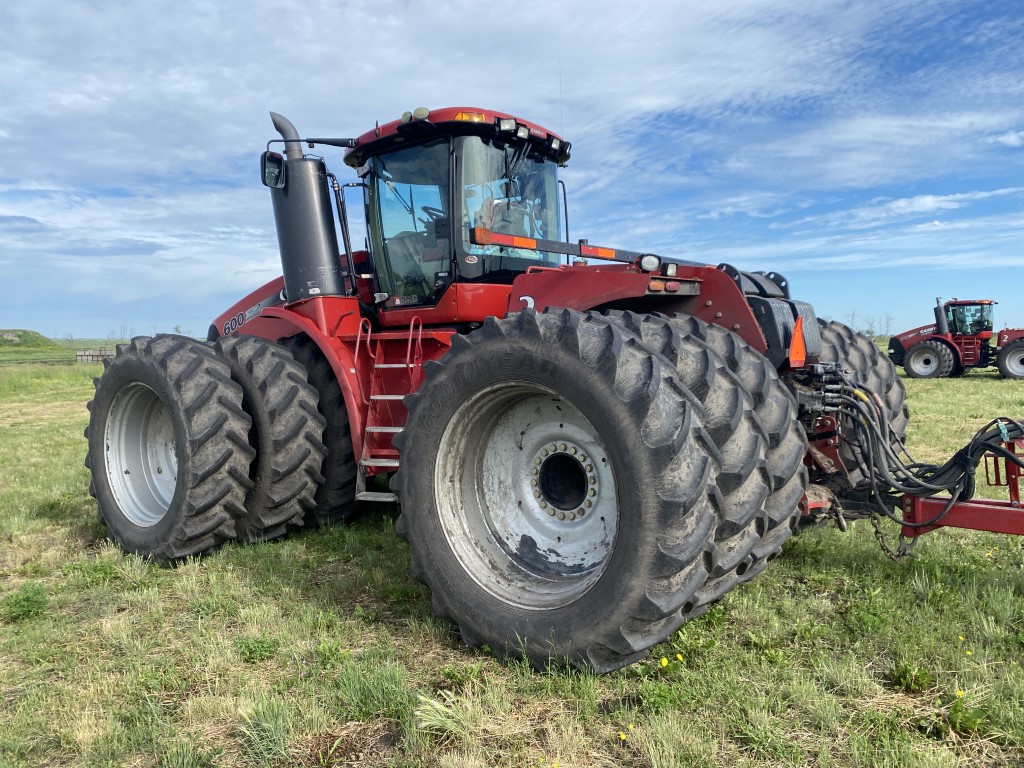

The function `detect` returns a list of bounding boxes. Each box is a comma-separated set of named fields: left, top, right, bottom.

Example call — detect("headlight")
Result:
left=639, top=254, right=661, bottom=272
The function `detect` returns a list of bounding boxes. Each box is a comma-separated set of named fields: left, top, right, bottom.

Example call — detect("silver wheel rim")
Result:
left=104, top=382, right=178, bottom=527
left=908, top=348, right=938, bottom=375
left=434, top=382, right=618, bottom=610
left=1006, top=348, right=1024, bottom=377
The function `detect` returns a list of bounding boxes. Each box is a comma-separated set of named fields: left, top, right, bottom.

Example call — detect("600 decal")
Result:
left=223, top=312, right=245, bottom=335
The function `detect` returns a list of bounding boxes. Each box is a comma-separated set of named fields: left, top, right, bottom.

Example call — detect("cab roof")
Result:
left=343, top=106, right=570, bottom=168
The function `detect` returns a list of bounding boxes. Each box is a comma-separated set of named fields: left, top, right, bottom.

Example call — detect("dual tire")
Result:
left=393, top=309, right=806, bottom=672
left=86, top=334, right=328, bottom=562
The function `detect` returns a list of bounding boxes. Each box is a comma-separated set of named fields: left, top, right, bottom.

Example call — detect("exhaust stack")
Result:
left=267, top=112, right=346, bottom=302
left=934, top=297, right=950, bottom=335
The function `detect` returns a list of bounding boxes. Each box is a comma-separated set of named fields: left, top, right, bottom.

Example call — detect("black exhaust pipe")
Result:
left=267, top=112, right=346, bottom=302
left=934, top=297, right=950, bottom=335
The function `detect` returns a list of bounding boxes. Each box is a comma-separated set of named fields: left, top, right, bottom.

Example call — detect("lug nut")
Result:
left=577, top=508, right=586, bottom=517
left=533, top=490, right=541, bottom=498
left=540, top=501, right=548, bottom=509
left=541, top=449, right=548, bottom=457
left=584, top=500, right=592, bottom=508
left=588, top=489, right=596, bottom=497
left=568, top=512, right=577, bottom=521
left=588, top=475, right=596, bottom=485
left=548, top=508, right=556, bottom=516
left=557, top=512, right=565, bottom=520
left=532, top=478, right=538, bottom=486
left=531, top=467, right=538, bottom=475
left=585, top=464, right=593, bottom=472
left=570, top=447, right=577, bottom=455
left=559, top=443, right=567, bottom=451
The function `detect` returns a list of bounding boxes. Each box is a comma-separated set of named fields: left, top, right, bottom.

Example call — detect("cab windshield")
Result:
left=947, top=303, right=994, bottom=335
left=457, top=135, right=562, bottom=282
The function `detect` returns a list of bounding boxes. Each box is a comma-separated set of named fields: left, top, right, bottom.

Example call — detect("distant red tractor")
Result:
left=84, top=107, right=1024, bottom=673
left=888, top=298, right=1024, bottom=379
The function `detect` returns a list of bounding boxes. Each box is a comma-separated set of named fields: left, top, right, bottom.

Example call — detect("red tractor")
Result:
left=888, top=298, right=1024, bottom=379
left=84, top=107, right=1024, bottom=673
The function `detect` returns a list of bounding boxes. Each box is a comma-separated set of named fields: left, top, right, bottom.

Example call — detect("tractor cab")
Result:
left=945, top=300, right=995, bottom=338
left=342, top=108, right=569, bottom=312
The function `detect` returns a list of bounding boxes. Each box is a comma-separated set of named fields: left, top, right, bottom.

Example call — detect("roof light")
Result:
left=412, top=107, right=430, bottom=120
left=664, top=263, right=678, bottom=277
left=515, top=125, right=530, bottom=139
left=498, top=117, right=517, bottom=132
left=401, top=111, right=412, bottom=124
left=456, top=111, right=488, bottom=123
left=639, top=254, right=661, bottom=272
left=550, top=137, right=561, bottom=152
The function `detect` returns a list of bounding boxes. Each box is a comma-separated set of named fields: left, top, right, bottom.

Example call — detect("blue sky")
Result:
left=2, top=0, right=1023, bottom=340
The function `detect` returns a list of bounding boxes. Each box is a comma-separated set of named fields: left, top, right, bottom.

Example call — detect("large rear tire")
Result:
left=85, top=335, right=254, bottom=563
left=904, top=340, right=954, bottom=379
left=997, top=340, right=1024, bottom=380
left=606, top=311, right=805, bottom=612
left=394, top=309, right=720, bottom=673
left=816, top=320, right=909, bottom=487
left=213, top=335, right=326, bottom=541
left=280, top=335, right=358, bottom=526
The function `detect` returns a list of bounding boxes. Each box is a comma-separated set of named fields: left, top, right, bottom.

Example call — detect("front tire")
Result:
left=281, top=335, right=358, bottom=526
left=85, top=335, right=254, bottom=562
left=904, top=340, right=954, bottom=378
left=213, top=335, right=326, bottom=541
left=997, top=340, right=1024, bottom=380
left=394, top=309, right=720, bottom=673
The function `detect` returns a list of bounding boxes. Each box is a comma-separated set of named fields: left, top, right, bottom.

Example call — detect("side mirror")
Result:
left=261, top=151, right=286, bottom=189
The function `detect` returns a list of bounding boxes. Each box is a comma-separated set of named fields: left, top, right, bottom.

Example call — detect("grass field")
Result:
left=1, top=362, right=1023, bottom=767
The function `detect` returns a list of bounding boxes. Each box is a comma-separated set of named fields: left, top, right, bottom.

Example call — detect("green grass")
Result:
left=1, top=363, right=1023, bottom=766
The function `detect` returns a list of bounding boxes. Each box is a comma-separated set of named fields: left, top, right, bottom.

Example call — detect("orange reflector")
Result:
left=471, top=227, right=492, bottom=245
left=454, top=111, right=488, bottom=123
left=648, top=279, right=666, bottom=292
left=789, top=316, right=807, bottom=368
left=580, top=244, right=616, bottom=260
left=509, top=235, right=537, bottom=248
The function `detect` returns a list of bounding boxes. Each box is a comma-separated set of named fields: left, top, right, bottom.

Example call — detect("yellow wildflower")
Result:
left=956, top=690, right=965, bottom=698
left=660, top=657, right=668, bottom=667
left=619, top=731, right=627, bottom=741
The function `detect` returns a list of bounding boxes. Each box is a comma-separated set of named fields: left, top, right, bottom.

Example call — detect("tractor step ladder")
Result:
left=354, top=317, right=424, bottom=503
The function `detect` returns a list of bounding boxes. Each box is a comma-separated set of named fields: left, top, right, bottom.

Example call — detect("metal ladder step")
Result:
left=366, top=426, right=404, bottom=433
left=374, top=363, right=410, bottom=369
left=370, top=394, right=407, bottom=401
left=356, top=491, right=399, bottom=503
left=360, top=458, right=400, bottom=468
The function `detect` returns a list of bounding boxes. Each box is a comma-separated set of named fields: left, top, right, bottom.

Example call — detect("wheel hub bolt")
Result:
left=547, top=508, right=556, bottom=516
left=588, top=489, right=596, bottom=497
left=533, top=490, right=541, bottom=498
left=531, top=467, right=538, bottom=476
left=577, top=508, right=586, bottom=517
left=540, top=501, right=548, bottom=509
left=588, top=475, right=596, bottom=485
left=557, top=511, right=565, bottom=521
left=541, top=449, right=549, bottom=457
left=559, top=443, right=567, bottom=451
left=570, top=447, right=577, bottom=455
left=584, top=500, right=592, bottom=508
left=550, top=443, right=558, bottom=452
left=568, top=512, right=577, bottom=521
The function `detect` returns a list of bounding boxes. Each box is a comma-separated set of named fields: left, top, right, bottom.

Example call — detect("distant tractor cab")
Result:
left=889, top=298, right=1024, bottom=379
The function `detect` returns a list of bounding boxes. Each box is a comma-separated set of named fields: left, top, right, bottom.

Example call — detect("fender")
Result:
left=238, top=297, right=369, bottom=463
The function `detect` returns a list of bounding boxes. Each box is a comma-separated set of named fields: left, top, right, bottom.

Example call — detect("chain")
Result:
left=870, top=513, right=915, bottom=561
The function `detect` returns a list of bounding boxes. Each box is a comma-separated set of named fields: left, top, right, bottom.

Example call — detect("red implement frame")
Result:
left=901, top=440, right=1024, bottom=538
